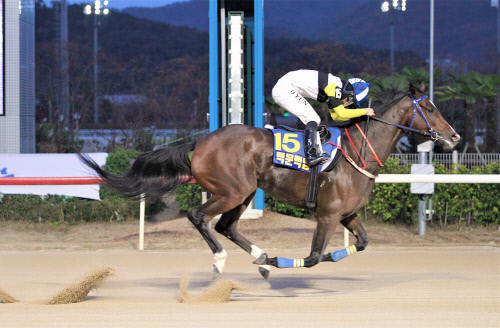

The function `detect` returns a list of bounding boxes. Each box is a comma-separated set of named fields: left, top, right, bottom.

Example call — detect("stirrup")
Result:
left=306, top=153, right=330, bottom=166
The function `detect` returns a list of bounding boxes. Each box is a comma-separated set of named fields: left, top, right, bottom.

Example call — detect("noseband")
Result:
left=371, top=93, right=440, bottom=141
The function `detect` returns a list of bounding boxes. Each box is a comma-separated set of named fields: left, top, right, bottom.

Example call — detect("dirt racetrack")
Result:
left=0, top=214, right=498, bottom=327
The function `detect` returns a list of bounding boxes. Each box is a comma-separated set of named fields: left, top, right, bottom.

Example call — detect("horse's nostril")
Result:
left=452, top=134, right=460, bottom=141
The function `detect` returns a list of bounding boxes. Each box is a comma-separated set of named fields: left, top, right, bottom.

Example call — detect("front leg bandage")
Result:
left=331, top=245, right=357, bottom=262
left=277, top=258, right=305, bottom=268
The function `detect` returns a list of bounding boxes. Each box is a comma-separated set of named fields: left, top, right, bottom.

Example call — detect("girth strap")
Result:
left=305, top=165, right=319, bottom=210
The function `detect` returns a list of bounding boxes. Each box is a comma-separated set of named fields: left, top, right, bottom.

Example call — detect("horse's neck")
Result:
left=344, top=113, right=404, bottom=175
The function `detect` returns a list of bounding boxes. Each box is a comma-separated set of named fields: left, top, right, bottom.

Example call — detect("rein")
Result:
left=327, top=93, right=438, bottom=179
left=370, top=93, right=439, bottom=141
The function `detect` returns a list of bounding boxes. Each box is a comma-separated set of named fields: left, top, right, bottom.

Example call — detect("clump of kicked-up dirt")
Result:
left=180, top=276, right=246, bottom=303
left=46, top=267, right=114, bottom=305
left=0, top=288, right=19, bottom=303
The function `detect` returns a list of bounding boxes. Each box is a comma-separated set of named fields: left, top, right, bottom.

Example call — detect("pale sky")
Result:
left=68, top=0, right=190, bottom=10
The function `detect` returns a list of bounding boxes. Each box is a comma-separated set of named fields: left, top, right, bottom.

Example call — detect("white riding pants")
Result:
left=272, top=77, right=321, bottom=125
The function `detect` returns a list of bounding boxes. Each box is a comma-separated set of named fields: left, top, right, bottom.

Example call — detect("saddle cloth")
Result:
left=270, top=127, right=342, bottom=173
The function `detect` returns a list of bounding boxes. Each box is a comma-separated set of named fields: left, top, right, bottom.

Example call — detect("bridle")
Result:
left=370, top=93, right=440, bottom=141
left=329, top=92, right=441, bottom=179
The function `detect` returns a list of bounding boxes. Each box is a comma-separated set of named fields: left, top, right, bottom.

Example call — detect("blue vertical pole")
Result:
left=253, top=0, right=264, bottom=129
left=253, top=0, right=265, bottom=210
left=209, top=0, right=219, bottom=132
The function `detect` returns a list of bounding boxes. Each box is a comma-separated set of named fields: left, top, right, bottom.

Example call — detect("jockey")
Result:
left=272, top=69, right=375, bottom=167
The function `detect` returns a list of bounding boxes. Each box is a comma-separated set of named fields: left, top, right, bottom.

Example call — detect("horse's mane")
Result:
left=371, top=89, right=408, bottom=116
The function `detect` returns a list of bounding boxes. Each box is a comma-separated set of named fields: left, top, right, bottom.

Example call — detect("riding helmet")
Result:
left=342, top=78, right=370, bottom=107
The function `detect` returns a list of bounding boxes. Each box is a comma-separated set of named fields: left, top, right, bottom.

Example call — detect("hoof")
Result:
left=258, top=265, right=271, bottom=279
left=211, top=264, right=221, bottom=280
left=252, top=253, right=268, bottom=265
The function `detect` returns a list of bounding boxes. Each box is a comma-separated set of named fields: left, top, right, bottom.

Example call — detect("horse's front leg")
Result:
left=263, top=213, right=340, bottom=269
left=322, top=213, right=369, bottom=262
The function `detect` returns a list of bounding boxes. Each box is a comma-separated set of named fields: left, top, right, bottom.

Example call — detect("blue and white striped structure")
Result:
left=208, top=0, right=264, bottom=211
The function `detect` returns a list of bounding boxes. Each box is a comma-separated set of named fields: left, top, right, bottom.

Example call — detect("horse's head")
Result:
left=403, top=83, right=460, bottom=151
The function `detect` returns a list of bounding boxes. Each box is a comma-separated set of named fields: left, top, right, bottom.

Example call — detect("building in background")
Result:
left=0, top=0, right=35, bottom=153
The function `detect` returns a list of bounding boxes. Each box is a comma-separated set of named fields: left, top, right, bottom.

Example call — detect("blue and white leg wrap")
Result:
left=330, top=245, right=357, bottom=262
left=277, top=257, right=305, bottom=268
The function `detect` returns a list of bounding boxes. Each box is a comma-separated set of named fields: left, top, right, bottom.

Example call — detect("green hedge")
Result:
left=0, top=149, right=165, bottom=223
left=431, top=162, right=500, bottom=226
left=0, top=194, right=140, bottom=223
left=367, top=159, right=500, bottom=226
left=175, top=184, right=204, bottom=212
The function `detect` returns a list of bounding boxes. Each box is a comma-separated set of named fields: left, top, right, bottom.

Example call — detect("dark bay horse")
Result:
left=79, top=83, right=460, bottom=279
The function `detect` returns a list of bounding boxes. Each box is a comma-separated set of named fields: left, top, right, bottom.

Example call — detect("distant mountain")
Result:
left=123, top=0, right=367, bottom=35
left=314, top=0, right=497, bottom=71
left=123, top=0, right=209, bottom=31
left=123, top=0, right=498, bottom=73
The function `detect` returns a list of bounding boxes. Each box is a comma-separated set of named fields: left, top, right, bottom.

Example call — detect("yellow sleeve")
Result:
left=329, top=104, right=367, bottom=121
left=324, top=83, right=338, bottom=97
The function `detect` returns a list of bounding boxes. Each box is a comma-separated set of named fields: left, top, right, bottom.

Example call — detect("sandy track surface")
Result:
left=1, top=213, right=499, bottom=327
left=0, top=247, right=498, bottom=328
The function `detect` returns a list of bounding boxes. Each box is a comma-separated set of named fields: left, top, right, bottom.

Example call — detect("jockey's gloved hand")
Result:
left=327, top=97, right=341, bottom=110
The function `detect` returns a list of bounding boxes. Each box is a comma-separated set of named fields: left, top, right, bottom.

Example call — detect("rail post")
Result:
left=413, top=141, right=435, bottom=236
left=452, top=150, right=458, bottom=172
left=139, top=194, right=145, bottom=250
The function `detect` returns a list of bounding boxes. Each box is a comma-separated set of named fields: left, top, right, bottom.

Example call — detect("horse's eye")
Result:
left=428, top=107, right=435, bottom=113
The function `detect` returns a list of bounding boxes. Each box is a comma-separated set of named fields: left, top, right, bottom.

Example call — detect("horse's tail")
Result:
left=78, top=141, right=197, bottom=202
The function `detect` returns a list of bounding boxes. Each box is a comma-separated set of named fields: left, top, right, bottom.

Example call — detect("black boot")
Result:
left=304, top=122, right=330, bottom=167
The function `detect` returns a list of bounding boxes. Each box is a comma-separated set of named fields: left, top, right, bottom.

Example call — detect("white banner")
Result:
left=0, top=153, right=107, bottom=200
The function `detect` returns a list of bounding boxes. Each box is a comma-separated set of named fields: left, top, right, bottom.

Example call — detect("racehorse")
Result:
left=79, top=83, right=460, bottom=279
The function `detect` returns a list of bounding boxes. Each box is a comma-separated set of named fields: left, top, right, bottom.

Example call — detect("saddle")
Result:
left=269, top=126, right=343, bottom=211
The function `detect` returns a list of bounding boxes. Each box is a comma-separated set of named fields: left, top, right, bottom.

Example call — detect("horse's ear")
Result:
left=409, top=82, right=421, bottom=96
left=420, top=82, right=425, bottom=92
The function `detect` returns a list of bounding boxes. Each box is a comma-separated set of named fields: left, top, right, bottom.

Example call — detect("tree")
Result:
left=438, top=72, right=486, bottom=153
left=472, top=74, right=500, bottom=152
left=399, top=66, right=446, bottom=92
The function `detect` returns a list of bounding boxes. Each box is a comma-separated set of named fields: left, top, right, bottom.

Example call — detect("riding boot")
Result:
left=304, top=122, right=330, bottom=167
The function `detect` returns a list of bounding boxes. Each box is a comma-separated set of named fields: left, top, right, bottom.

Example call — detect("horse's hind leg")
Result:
left=322, top=213, right=369, bottom=262
left=214, top=191, right=272, bottom=279
left=214, top=192, right=255, bottom=254
left=187, top=194, right=248, bottom=279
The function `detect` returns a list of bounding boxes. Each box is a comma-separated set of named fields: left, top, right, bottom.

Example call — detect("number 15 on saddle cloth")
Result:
left=271, top=128, right=342, bottom=173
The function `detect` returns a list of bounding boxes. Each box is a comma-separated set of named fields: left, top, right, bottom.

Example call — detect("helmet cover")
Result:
left=342, top=78, right=370, bottom=107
